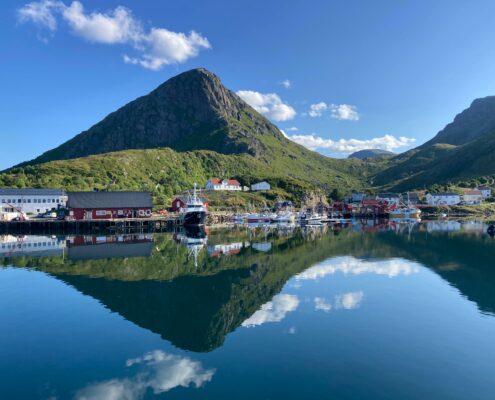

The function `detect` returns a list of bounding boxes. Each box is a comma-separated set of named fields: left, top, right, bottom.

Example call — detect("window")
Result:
left=18, top=199, right=21, bottom=203
left=95, top=210, right=108, bottom=216
left=28, top=199, right=31, bottom=203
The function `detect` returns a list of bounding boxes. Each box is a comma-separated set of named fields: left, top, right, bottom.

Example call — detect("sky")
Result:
left=2, top=0, right=495, bottom=170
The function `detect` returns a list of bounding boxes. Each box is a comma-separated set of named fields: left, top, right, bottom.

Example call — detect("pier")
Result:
left=0, top=212, right=234, bottom=234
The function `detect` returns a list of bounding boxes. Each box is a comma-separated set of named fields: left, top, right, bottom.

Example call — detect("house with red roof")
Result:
left=462, top=189, right=483, bottom=205
left=205, top=178, right=241, bottom=191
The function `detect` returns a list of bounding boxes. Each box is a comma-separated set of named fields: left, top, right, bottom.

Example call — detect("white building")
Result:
left=477, top=187, right=492, bottom=199
left=425, top=192, right=461, bottom=206
left=0, top=188, right=67, bottom=215
left=251, top=181, right=271, bottom=191
left=462, top=189, right=483, bottom=205
left=205, top=178, right=242, bottom=191
left=376, top=193, right=401, bottom=206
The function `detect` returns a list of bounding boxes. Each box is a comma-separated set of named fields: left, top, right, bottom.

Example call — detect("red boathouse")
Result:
left=67, top=192, right=152, bottom=220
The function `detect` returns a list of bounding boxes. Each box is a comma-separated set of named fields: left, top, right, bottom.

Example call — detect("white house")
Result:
left=205, top=178, right=242, bottom=191
left=376, top=193, right=401, bottom=206
left=251, top=181, right=271, bottom=191
left=425, top=192, right=461, bottom=206
left=462, top=189, right=483, bottom=205
left=477, top=187, right=492, bottom=199
left=0, top=188, right=67, bottom=215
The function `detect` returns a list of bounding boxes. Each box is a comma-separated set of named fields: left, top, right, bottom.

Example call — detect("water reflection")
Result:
left=76, top=350, right=215, bottom=400
left=2, top=220, right=495, bottom=355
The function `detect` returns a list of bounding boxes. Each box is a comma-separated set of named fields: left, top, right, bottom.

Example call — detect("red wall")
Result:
left=69, top=208, right=152, bottom=220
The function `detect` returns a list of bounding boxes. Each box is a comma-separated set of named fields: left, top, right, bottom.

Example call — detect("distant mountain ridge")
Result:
left=348, top=149, right=394, bottom=160
left=373, top=96, right=495, bottom=190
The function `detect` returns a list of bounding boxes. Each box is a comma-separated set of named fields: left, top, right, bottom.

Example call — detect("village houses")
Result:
left=206, top=178, right=242, bottom=191
left=425, top=192, right=461, bottom=206
left=462, top=189, right=483, bottom=205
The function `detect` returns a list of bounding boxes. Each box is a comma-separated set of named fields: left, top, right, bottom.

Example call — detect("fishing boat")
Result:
left=179, top=183, right=207, bottom=226
left=297, top=211, right=323, bottom=225
left=231, top=213, right=248, bottom=224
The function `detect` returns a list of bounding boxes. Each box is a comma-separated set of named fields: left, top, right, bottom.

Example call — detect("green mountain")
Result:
left=372, top=96, right=495, bottom=190
left=1, top=68, right=370, bottom=204
left=348, top=149, right=395, bottom=160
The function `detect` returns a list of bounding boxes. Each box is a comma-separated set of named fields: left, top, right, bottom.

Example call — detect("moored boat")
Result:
left=179, top=183, right=207, bottom=226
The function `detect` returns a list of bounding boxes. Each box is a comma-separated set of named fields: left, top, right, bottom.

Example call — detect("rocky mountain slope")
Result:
left=372, top=96, right=495, bottom=190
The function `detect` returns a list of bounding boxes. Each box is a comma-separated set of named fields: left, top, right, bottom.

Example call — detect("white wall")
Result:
left=0, top=195, right=67, bottom=214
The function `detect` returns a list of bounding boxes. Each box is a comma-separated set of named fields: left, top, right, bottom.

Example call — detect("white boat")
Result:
left=272, top=211, right=295, bottom=223
left=389, top=206, right=421, bottom=220
left=298, top=212, right=323, bottom=225
left=247, top=212, right=276, bottom=223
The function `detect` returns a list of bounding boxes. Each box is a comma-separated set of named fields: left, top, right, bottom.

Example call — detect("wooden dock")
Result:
left=0, top=212, right=234, bottom=234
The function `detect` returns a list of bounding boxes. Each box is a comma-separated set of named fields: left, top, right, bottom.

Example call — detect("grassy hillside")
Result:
left=0, top=147, right=371, bottom=207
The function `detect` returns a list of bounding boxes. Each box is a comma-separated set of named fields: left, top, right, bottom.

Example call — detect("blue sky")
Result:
left=2, top=0, right=495, bottom=170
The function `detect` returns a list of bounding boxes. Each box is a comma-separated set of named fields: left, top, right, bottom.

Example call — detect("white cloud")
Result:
left=334, top=291, right=364, bottom=310
left=76, top=350, right=215, bottom=399
left=288, top=133, right=415, bottom=154
left=236, top=90, right=296, bottom=121
left=330, top=104, right=360, bottom=121
left=17, top=1, right=211, bottom=70
left=286, top=126, right=299, bottom=131
left=18, top=0, right=59, bottom=31
left=242, top=294, right=299, bottom=327
left=296, top=257, right=421, bottom=281
left=308, top=102, right=328, bottom=117
left=280, top=79, right=291, bottom=89
left=307, top=102, right=360, bottom=120
left=314, top=297, right=332, bottom=312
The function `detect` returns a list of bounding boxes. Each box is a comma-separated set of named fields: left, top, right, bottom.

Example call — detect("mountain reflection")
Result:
left=2, top=221, right=495, bottom=352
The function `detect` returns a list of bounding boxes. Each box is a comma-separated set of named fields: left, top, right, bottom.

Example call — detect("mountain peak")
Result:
left=17, top=68, right=289, bottom=167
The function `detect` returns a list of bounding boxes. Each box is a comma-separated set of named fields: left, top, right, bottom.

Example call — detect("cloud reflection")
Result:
left=242, top=294, right=299, bottom=328
left=334, top=291, right=364, bottom=310
left=76, top=350, right=215, bottom=400
left=296, top=257, right=420, bottom=281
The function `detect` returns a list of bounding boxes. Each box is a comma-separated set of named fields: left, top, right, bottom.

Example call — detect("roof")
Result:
left=428, top=192, right=459, bottom=197
left=208, top=178, right=222, bottom=184
left=68, top=191, right=152, bottom=209
left=464, top=189, right=482, bottom=195
left=0, top=188, right=65, bottom=196
left=226, top=179, right=240, bottom=185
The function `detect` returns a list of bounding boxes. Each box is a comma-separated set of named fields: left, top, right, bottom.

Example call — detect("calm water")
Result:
left=2, top=220, right=495, bottom=399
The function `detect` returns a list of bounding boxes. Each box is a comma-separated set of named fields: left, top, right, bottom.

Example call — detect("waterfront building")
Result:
left=67, top=191, right=152, bottom=220
left=0, top=188, right=67, bottom=215
left=376, top=193, right=401, bottom=206
left=425, top=192, right=461, bottom=206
